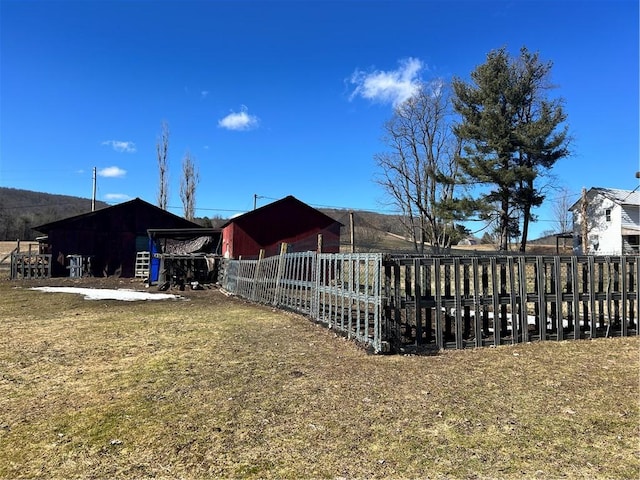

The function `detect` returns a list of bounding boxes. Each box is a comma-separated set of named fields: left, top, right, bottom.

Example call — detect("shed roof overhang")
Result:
left=621, top=227, right=640, bottom=236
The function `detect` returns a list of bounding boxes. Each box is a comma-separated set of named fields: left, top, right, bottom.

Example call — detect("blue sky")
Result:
left=1, top=0, right=638, bottom=239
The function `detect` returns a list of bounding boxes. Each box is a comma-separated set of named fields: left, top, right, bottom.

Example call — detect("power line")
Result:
left=0, top=201, right=94, bottom=210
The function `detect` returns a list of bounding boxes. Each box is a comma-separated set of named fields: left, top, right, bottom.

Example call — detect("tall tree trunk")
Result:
left=499, top=198, right=510, bottom=251
left=519, top=204, right=531, bottom=252
left=581, top=187, right=588, bottom=254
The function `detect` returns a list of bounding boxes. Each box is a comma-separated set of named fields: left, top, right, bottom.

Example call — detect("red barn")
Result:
left=221, top=196, right=342, bottom=258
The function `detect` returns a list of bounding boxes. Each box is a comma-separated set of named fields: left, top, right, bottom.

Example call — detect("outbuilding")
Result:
left=34, top=198, right=200, bottom=277
left=221, top=195, right=342, bottom=258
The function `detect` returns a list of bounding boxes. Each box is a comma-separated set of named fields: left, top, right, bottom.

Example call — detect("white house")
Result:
left=570, top=187, right=640, bottom=255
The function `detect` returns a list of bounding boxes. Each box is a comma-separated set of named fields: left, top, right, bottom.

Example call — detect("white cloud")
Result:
left=102, top=140, right=137, bottom=153
left=98, top=166, right=127, bottom=178
left=349, top=57, right=425, bottom=107
left=103, top=193, right=131, bottom=202
left=218, top=105, right=260, bottom=131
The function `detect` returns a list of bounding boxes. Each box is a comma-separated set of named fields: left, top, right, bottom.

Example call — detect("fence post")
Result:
left=571, top=256, right=581, bottom=339
left=273, top=243, right=288, bottom=306
left=482, top=261, right=490, bottom=337
left=251, top=249, right=265, bottom=302
left=434, top=257, right=443, bottom=350
left=621, top=256, right=628, bottom=336
left=414, top=258, right=422, bottom=345
left=635, top=258, right=640, bottom=335
left=553, top=257, right=564, bottom=340
left=454, top=258, right=464, bottom=349
left=350, top=212, right=355, bottom=253
left=10, top=252, right=16, bottom=280
left=587, top=256, right=597, bottom=338
left=489, top=257, right=499, bottom=346
left=518, top=258, right=529, bottom=344
left=311, top=252, right=320, bottom=321
left=472, top=257, right=483, bottom=347
left=507, top=256, right=517, bottom=345
left=462, top=261, right=471, bottom=341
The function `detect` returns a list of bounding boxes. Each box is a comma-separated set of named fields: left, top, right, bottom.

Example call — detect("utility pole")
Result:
left=92, top=167, right=97, bottom=212
left=350, top=211, right=355, bottom=253
left=253, top=194, right=265, bottom=210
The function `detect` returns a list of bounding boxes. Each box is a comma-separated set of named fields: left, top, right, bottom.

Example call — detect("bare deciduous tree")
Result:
left=180, top=149, right=199, bottom=221
left=575, top=187, right=604, bottom=254
left=375, top=81, right=465, bottom=254
left=156, top=121, right=170, bottom=210
left=552, top=187, right=573, bottom=234
left=581, top=187, right=589, bottom=253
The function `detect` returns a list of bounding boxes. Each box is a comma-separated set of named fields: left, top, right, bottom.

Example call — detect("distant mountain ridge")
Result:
left=3, top=188, right=539, bottom=252
left=0, top=187, right=110, bottom=240
left=0, top=188, right=416, bottom=253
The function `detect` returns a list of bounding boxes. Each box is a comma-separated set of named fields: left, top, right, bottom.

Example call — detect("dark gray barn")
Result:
left=34, top=198, right=201, bottom=277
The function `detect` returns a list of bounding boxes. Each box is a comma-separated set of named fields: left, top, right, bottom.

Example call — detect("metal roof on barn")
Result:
left=221, top=195, right=342, bottom=247
left=34, top=197, right=199, bottom=233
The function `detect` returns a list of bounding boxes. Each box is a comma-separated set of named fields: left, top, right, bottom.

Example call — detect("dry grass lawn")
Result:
left=0, top=277, right=638, bottom=479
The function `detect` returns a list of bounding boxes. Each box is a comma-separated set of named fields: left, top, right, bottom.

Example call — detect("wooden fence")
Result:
left=10, top=251, right=52, bottom=280
left=220, top=252, right=639, bottom=354
left=384, top=255, right=638, bottom=353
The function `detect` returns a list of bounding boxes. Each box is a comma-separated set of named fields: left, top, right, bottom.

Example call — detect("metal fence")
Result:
left=221, top=252, right=385, bottom=352
left=220, top=252, right=639, bottom=354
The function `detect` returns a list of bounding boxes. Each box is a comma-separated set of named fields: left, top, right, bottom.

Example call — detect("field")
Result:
left=0, top=241, right=18, bottom=272
left=0, top=240, right=37, bottom=256
left=0, top=275, right=638, bottom=479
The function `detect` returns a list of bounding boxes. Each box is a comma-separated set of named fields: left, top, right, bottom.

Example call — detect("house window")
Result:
left=626, top=235, right=640, bottom=254
left=605, top=208, right=611, bottom=222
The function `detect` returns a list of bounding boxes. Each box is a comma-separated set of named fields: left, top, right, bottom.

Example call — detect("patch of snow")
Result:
left=31, top=287, right=182, bottom=301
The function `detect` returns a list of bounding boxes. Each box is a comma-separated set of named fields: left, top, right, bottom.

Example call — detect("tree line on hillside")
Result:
left=0, top=185, right=418, bottom=245
left=0, top=188, right=111, bottom=241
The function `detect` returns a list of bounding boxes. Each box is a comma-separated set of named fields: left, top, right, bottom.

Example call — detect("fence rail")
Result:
left=220, top=252, right=638, bottom=354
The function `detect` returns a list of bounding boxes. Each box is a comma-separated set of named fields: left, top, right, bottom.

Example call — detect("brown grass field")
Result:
left=0, top=272, right=638, bottom=479
left=0, top=240, right=38, bottom=256
left=0, top=241, right=37, bottom=277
